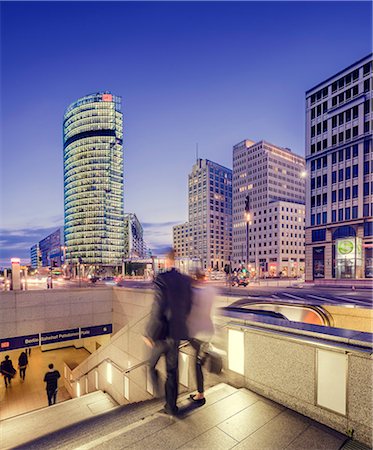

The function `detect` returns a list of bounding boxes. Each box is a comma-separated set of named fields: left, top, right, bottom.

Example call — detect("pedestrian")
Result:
left=18, top=350, right=28, bottom=381
left=143, top=248, right=192, bottom=415
left=43, top=363, right=61, bottom=406
left=0, top=355, right=16, bottom=388
left=187, top=269, right=216, bottom=406
left=27, top=347, right=32, bottom=357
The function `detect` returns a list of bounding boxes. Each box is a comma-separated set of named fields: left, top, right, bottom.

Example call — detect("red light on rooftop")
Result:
left=11, top=258, right=20, bottom=264
left=102, top=94, right=112, bottom=102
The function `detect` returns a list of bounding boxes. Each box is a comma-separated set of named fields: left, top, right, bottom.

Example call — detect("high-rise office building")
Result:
left=123, top=213, right=147, bottom=259
left=173, top=159, right=232, bottom=270
left=63, top=92, right=124, bottom=268
left=232, top=140, right=305, bottom=276
left=30, top=244, right=41, bottom=269
left=38, top=228, right=64, bottom=267
left=305, top=55, right=373, bottom=281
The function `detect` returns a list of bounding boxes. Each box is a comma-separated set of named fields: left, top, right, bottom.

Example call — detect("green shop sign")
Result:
left=336, top=239, right=355, bottom=257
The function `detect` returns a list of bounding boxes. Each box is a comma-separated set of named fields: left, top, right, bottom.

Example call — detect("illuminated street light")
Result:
left=300, top=170, right=307, bottom=179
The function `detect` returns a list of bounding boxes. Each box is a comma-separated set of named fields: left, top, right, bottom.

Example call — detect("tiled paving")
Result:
left=0, top=346, right=90, bottom=420
left=1, top=382, right=348, bottom=450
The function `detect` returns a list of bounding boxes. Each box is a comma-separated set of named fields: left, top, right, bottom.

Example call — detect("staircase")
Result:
left=2, top=383, right=349, bottom=450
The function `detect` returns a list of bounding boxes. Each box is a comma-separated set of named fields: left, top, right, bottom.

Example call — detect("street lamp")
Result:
left=300, top=170, right=307, bottom=179
left=245, top=194, right=251, bottom=273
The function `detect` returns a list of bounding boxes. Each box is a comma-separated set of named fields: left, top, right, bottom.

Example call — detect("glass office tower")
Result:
left=63, top=92, right=124, bottom=267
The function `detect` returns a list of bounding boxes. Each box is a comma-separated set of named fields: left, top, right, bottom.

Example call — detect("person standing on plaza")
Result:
left=187, top=269, right=216, bottom=406
left=43, top=363, right=61, bottom=406
left=143, top=248, right=192, bottom=415
left=0, top=355, right=16, bottom=388
left=18, top=350, right=28, bottom=381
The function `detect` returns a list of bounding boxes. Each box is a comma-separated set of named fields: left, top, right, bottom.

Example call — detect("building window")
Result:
left=345, top=147, right=351, bottom=160
left=352, top=206, right=358, bottom=219
left=311, top=178, right=315, bottom=190
left=322, top=193, right=327, bottom=205
left=364, top=140, right=371, bottom=154
left=322, top=156, right=327, bottom=167
left=332, top=190, right=337, bottom=203
left=332, top=152, right=337, bottom=164
left=364, top=222, right=373, bottom=236
left=352, top=126, right=358, bottom=137
left=353, top=164, right=358, bottom=177
left=363, top=204, right=370, bottom=217
left=311, top=214, right=315, bottom=226
left=312, top=229, right=326, bottom=242
left=332, top=135, right=337, bottom=146
left=338, top=169, right=344, bottom=182
left=345, top=166, right=351, bottom=180
left=316, top=213, right=321, bottom=225
left=353, top=144, right=358, bottom=157
left=352, top=185, right=358, bottom=198
left=323, top=174, right=328, bottom=186
left=364, top=182, right=370, bottom=196
left=332, top=210, right=336, bottom=222
left=364, top=161, right=370, bottom=175
left=353, top=106, right=359, bottom=119
left=338, top=209, right=343, bottom=221
left=322, top=212, right=327, bottom=224
left=311, top=160, right=315, bottom=171
left=338, top=189, right=344, bottom=202
left=345, top=186, right=351, bottom=200
left=345, top=207, right=351, bottom=220
left=317, top=176, right=322, bottom=188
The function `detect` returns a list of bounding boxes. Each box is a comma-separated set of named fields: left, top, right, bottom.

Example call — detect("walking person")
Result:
left=0, top=355, right=16, bottom=388
left=18, top=350, right=28, bottom=381
left=143, top=248, right=192, bottom=415
left=187, top=269, right=216, bottom=406
left=43, top=363, right=61, bottom=406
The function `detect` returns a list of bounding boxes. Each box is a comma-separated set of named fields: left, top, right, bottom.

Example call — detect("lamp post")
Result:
left=245, top=194, right=251, bottom=274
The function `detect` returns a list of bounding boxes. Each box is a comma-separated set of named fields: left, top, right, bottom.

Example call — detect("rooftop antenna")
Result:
left=196, top=143, right=199, bottom=163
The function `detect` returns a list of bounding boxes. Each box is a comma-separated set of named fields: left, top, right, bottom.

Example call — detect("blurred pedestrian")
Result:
left=187, top=269, right=216, bottom=406
left=18, top=350, right=28, bottom=381
left=27, top=348, right=32, bottom=357
left=143, top=248, right=192, bottom=415
left=1, top=355, right=16, bottom=388
left=43, top=363, right=61, bottom=406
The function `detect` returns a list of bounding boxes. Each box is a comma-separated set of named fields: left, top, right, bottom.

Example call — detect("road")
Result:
left=218, top=284, right=373, bottom=308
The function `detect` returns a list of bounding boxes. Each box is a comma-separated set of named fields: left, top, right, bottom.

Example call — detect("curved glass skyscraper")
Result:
left=63, top=92, right=124, bottom=267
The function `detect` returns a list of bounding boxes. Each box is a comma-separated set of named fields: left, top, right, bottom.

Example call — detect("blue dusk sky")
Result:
left=0, top=1, right=372, bottom=266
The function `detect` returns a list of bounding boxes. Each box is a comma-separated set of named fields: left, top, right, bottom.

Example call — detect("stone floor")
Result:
left=1, top=383, right=348, bottom=450
left=0, top=346, right=90, bottom=420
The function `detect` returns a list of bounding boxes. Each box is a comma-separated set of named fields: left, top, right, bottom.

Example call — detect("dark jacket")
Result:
left=146, top=268, right=192, bottom=341
left=1, top=359, right=15, bottom=376
left=18, top=352, right=28, bottom=368
left=44, top=370, right=61, bottom=391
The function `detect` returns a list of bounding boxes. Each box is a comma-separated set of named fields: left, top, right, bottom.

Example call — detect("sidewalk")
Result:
left=0, top=346, right=90, bottom=420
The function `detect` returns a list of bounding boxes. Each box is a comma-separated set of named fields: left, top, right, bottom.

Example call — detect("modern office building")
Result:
left=30, top=244, right=41, bottom=269
left=63, top=92, right=124, bottom=269
left=173, top=222, right=190, bottom=259
left=305, top=55, right=373, bottom=282
left=123, top=213, right=147, bottom=259
left=38, top=228, right=65, bottom=268
left=173, top=159, right=232, bottom=270
left=232, top=140, right=306, bottom=275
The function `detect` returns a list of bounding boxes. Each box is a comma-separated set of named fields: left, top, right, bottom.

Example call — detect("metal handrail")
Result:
left=71, top=341, right=191, bottom=383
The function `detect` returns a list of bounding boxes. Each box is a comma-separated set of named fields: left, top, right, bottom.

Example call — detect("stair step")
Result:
left=2, top=391, right=117, bottom=450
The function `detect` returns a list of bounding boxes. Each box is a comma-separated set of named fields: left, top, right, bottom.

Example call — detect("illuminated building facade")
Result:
left=232, top=140, right=306, bottom=275
left=173, top=159, right=232, bottom=271
left=305, top=55, right=373, bottom=281
left=123, top=213, right=147, bottom=259
left=30, top=244, right=41, bottom=269
left=38, top=228, right=65, bottom=267
left=63, top=92, right=124, bottom=267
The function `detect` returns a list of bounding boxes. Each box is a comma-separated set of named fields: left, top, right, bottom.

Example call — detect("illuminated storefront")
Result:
left=63, top=92, right=124, bottom=266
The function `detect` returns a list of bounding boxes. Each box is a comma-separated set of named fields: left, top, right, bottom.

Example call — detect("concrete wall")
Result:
left=222, top=324, right=372, bottom=447
left=0, top=288, right=112, bottom=338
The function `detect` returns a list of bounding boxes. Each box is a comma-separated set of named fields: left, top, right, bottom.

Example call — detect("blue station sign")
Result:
left=0, top=324, right=112, bottom=352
